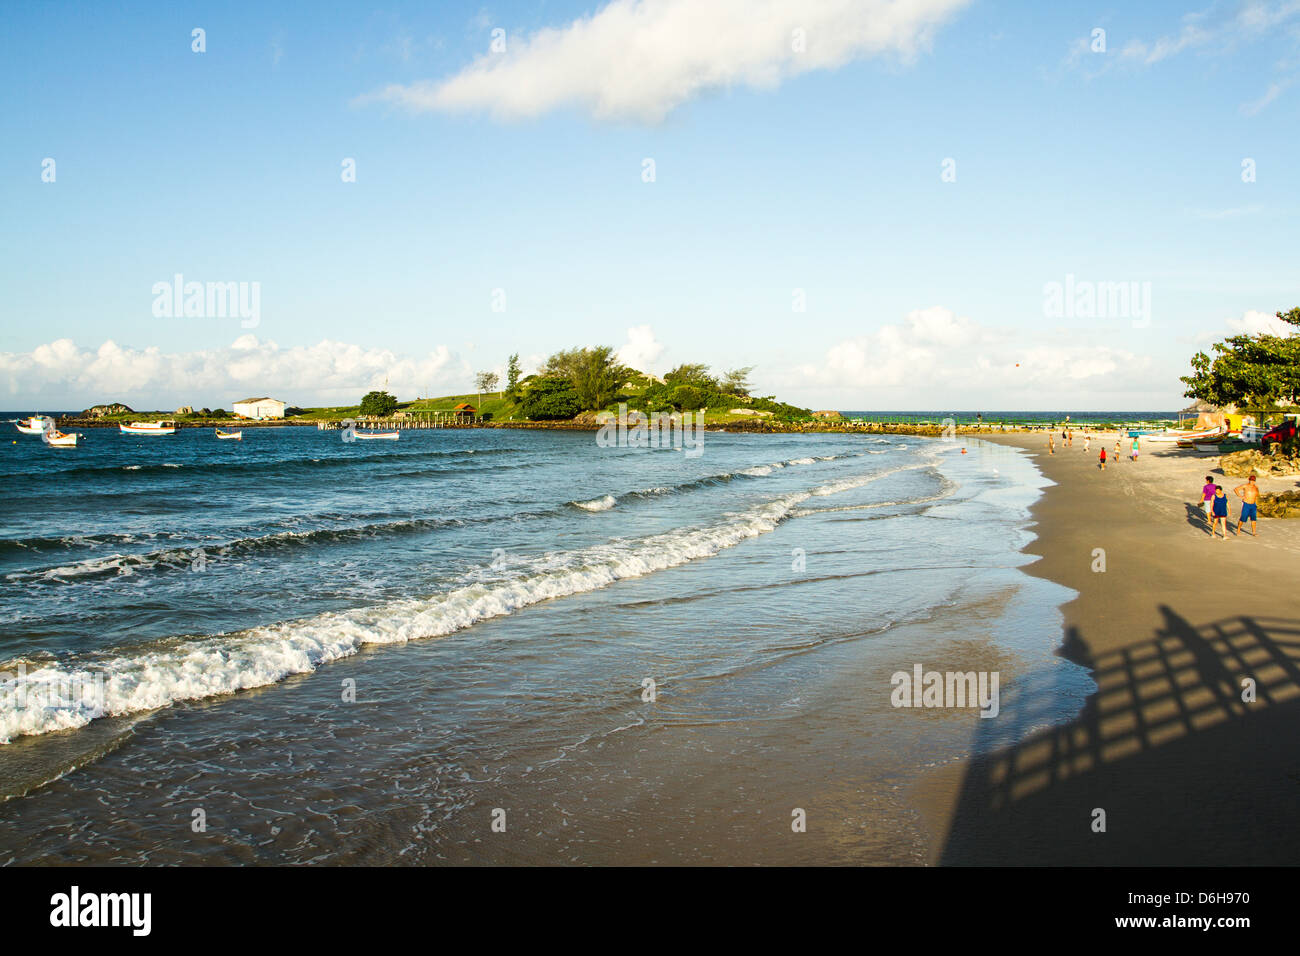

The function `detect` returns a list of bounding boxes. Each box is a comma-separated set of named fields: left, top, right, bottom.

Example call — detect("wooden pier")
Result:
left=315, top=413, right=489, bottom=430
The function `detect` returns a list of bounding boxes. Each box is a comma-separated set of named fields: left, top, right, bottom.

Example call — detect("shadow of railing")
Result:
left=940, top=606, right=1300, bottom=864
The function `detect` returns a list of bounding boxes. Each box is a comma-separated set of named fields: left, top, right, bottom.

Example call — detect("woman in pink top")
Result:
left=1201, top=475, right=1216, bottom=526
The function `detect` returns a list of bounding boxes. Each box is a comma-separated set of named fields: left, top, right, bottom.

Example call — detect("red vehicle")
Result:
left=1261, top=418, right=1297, bottom=444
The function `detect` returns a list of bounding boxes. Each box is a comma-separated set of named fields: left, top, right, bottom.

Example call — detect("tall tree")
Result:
left=474, top=371, right=499, bottom=401
left=1181, top=307, right=1300, bottom=410
left=506, top=354, right=522, bottom=396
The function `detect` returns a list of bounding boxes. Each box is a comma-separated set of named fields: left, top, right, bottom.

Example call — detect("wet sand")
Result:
left=921, top=432, right=1300, bottom=865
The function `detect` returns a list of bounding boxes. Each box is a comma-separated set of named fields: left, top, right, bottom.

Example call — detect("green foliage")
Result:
left=572, top=346, right=629, bottom=410
left=1181, top=308, right=1300, bottom=408
left=359, top=390, right=398, bottom=416
left=537, top=345, right=629, bottom=410
left=663, top=363, right=718, bottom=389
left=519, top=377, right=583, bottom=420
left=506, top=353, right=522, bottom=396
left=721, top=366, right=754, bottom=396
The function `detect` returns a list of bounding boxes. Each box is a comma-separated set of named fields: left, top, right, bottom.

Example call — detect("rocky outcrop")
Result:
left=1220, top=448, right=1300, bottom=477
left=1259, top=491, right=1300, bottom=519
left=82, top=403, right=133, bottom=417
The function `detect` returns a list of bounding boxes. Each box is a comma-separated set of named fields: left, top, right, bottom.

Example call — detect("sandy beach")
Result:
left=920, top=431, right=1300, bottom=865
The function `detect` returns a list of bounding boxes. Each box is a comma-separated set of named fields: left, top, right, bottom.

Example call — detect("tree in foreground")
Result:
left=1181, top=308, right=1300, bottom=412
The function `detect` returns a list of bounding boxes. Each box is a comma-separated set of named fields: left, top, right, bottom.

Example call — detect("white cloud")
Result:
left=616, top=324, right=664, bottom=371
left=359, top=0, right=971, bottom=123
left=0, top=337, right=472, bottom=409
left=784, top=306, right=1151, bottom=396
left=1225, top=308, right=1295, bottom=335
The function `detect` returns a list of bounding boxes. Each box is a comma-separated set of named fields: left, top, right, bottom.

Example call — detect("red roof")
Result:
left=453, top=402, right=476, bottom=410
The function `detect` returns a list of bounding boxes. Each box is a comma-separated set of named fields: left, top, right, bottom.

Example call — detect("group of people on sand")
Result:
left=1200, top=473, right=1261, bottom=539
left=1048, top=428, right=1140, bottom=471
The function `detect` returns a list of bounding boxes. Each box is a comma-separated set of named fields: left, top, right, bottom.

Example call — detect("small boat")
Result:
left=1193, top=441, right=1223, bottom=452
left=214, top=429, right=242, bottom=440
left=43, top=429, right=79, bottom=447
left=1149, top=425, right=1229, bottom=446
left=15, top=415, right=54, bottom=436
left=120, top=420, right=176, bottom=435
left=354, top=431, right=399, bottom=440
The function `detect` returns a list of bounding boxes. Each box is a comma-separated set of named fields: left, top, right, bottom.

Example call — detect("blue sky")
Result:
left=2, top=0, right=1297, bottom=411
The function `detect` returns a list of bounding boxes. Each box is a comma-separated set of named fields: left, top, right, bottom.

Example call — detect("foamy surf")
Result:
left=572, top=495, right=617, bottom=512
left=0, top=462, right=914, bottom=745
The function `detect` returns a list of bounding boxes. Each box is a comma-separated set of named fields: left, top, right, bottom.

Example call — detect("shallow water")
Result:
left=0, top=426, right=1092, bottom=863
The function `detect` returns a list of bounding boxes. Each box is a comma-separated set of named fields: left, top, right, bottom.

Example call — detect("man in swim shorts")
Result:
left=1234, top=473, right=1260, bottom=537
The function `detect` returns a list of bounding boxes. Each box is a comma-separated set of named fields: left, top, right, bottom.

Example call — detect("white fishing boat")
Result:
left=214, top=428, right=242, bottom=440
left=1145, top=425, right=1228, bottom=445
left=43, top=428, right=79, bottom=447
left=120, top=420, right=176, bottom=435
left=354, top=430, right=399, bottom=440
left=15, top=415, right=54, bottom=436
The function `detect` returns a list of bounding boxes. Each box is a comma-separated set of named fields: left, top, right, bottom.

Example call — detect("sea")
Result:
left=0, top=418, right=1099, bottom=864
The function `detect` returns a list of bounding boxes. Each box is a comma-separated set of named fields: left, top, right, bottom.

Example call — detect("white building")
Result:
left=232, top=397, right=286, bottom=420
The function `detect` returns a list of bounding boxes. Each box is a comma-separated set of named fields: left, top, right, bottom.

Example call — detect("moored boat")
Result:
left=120, top=420, right=176, bottom=435
left=43, top=428, right=79, bottom=447
left=15, top=415, right=54, bottom=436
left=214, top=428, right=242, bottom=440
left=354, top=431, right=399, bottom=440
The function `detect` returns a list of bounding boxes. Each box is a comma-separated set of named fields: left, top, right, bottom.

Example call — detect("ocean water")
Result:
left=0, top=425, right=1093, bottom=864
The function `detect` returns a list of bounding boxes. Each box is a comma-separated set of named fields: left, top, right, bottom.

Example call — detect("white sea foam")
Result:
left=0, top=461, right=925, bottom=744
left=573, top=494, right=617, bottom=512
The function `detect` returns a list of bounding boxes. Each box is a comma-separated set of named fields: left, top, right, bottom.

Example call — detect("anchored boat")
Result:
left=43, top=428, right=79, bottom=447
left=353, top=431, right=399, bottom=440
left=214, top=428, right=242, bottom=440
left=14, top=415, right=54, bottom=436
left=120, top=420, right=176, bottom=435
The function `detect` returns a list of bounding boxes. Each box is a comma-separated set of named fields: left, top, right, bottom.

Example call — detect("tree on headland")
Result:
left=359, top=390, right=397, bottom=417
left=572, top=346, right=628, bottom=410
left=1181, top=308, right=1300, bottom=412
left=506, top=354, right=522, bottom=397
left=663, top=363, right=717, bottom=389
left=722, top=366, right=754, bottom=396
left=518, top=377, right=583, bottom=420
left=475, top=371, right=500, bottom=401
left=538, top=346, right=628, bottom=410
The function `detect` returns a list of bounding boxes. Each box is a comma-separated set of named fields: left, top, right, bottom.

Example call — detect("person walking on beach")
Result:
left=1233, top=474, right=1261, bottom=537
left=1084, top=434, right=1090, bottom=453
left=1211, top=484, right=1231, bottom=539
left=1049, top=434, right=1055, bottom=454
left=1067, top=429, right=1073, bottom=447
left=1131, top=435, right=1139, bottom=462
left=1200, top=475, right=1216, bottom=525
left=1099, top=446, right=1106, bottom=471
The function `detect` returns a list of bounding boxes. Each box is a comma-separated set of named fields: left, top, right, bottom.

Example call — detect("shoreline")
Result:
left=916, top=431, right=1300, bottom=864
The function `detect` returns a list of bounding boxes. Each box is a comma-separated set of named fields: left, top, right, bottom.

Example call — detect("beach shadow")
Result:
left=938, top=606, right=1300, bottom=865
left=1183, top=501, right=1212, bottom=534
